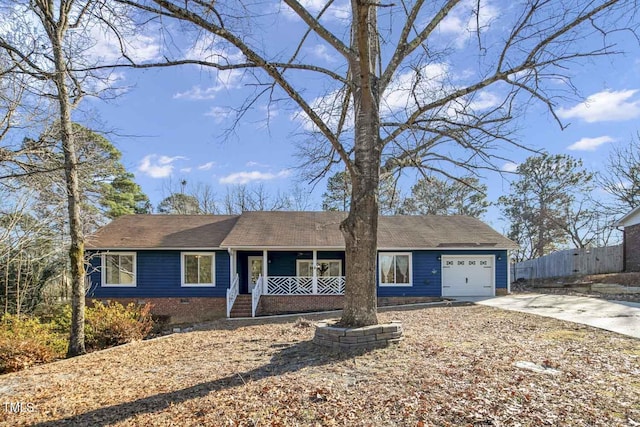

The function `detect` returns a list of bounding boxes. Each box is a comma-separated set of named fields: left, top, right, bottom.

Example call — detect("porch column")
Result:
left=263, top=250, right=268, bottom=295
left=228, top=249, right=235, bottom=284
left=507, top=251, right=511, bottom=294
left=312, top=250, right=318, bottom=294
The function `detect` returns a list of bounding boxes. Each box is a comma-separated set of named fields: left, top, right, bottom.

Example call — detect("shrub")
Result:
left=0, top=301, right=154, bottom=374
left=0, top=314, right=67, bottom=374
left=85, top=301, right=154, bottom=350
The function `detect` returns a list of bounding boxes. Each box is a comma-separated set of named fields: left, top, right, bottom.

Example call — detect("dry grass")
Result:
left=0, top=305, right=638, bottom=426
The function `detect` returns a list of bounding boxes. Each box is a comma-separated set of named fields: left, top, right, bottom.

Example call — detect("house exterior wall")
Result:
left=376, top=249, right=508, bottom=298
left=87, top=250, right=230, bottom=299
left=265, top=251, right=346, bottom=276
left=624, top=224, right=640, bottom=272
left=85, top=248, right=509, bottom=321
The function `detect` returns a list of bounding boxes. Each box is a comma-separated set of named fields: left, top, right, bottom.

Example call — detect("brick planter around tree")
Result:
left=313, top=320, right=403, bottom=350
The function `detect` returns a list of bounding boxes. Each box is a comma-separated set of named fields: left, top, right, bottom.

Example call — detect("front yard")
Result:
left=1, top=305, right=638, bottom=426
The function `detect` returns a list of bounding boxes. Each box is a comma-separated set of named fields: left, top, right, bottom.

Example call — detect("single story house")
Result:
left=615, top=206, right=640, bottom=272
left=86, top=211, right=517, bottom=323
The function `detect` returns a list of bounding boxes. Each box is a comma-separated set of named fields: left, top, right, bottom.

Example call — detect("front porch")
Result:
left=226, top=249, right=346, bottom=317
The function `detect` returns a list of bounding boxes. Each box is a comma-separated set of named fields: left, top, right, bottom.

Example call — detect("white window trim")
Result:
left=181, top=252, right=216, bottom=287
left=296, top=259, right=343, bottom=277
left=378, top=252, right=413, bottom=287
left=101, top=252, right=137, bottom=287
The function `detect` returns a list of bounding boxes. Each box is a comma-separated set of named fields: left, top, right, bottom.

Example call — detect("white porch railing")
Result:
left=317, top=276, right=345, bottom=294
left=266, top=276, right=345, bottom=295
left=252, top=275, right=264, bottom=317
left=226, top=273, right=239, bottom=318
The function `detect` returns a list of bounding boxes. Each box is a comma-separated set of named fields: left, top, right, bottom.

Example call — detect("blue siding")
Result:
left=268, top=251, right=299, bottom=276
left=87, top=248, right=509, bottom=299
left=376, top=249, right=509, bottom=297
left=86, top=250, right=230, bottom=299
left=266, top=251, right=346, bottom=276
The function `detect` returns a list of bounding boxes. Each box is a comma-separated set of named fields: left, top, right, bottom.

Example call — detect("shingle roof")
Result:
left=221, top=211, right=517, bottom=249
left=377, top=215, right=517, bottom=249
left=86, top=215, right=239, bottom=249
left=87, top=212, right=517, bottom=250
left=220, top=211, right=347, bottom=248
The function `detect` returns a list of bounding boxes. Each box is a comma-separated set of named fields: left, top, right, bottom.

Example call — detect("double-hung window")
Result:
left=379, top=253, right=412, bottom=286
left=182, top=253, right=215, bottom=286
left=102, top=253, right=136, bottom=287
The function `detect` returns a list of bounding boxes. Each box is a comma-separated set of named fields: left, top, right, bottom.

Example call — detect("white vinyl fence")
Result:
left=513, top=245, right=623, bottom=280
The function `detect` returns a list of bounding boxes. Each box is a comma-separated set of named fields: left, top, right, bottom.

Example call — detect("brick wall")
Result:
left=377, top=296, right=444, bottom=306
left=258, top=295, right=444, bottom=316
left=88, top=297, right=226, bottom=324
left=625, top=223, right=640, bottom=272
left=258, top=295, right=344, bottom=315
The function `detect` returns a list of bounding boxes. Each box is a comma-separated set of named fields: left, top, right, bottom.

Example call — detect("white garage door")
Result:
left=442, top=255, right=494, bottom=297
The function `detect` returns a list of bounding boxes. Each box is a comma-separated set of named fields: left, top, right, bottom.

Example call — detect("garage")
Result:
left=442, top=255, right=495, bottom=297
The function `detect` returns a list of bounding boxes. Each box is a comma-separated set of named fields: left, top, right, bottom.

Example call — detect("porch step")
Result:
left=230, top=295, right=253, bottom=318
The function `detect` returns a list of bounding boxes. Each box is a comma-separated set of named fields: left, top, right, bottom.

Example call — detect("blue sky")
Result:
left=76, top=1, right=640, bottom=232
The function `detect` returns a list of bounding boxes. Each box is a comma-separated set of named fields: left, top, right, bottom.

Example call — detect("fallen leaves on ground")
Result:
left=0, top=305, right=638, bottom=426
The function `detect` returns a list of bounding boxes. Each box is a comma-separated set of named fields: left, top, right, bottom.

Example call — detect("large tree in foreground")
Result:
left=123, top=0, right=636, bottom=326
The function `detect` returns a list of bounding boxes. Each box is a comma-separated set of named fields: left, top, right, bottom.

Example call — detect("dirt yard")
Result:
left=0, top=305, right=638, bottom=426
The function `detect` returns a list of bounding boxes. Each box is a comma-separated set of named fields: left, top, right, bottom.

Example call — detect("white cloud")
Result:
left=502, top=162, right=519, bottom=172
left=174, top=69, right=244, bottom=100
left=282, top=0, right=350, bottom=21
left=382, top=63, right=450, bottom=114
left=310, top=44, right=337, bottom=62
left=437, top=0, right=499, bottom=47
left=246, top=161, right=270, bottom=167
left=567, top=136, right=614, bottom=151
left=197, top=162, right=216, bottom=170
left=89, top=71, right=127, bottom=95
left=173, top=33, right=246, bottom=100
left=219, top=169, right=292, bottom=185
left=204, top=106, right=233, bottom=123
left=557, top=90, right=640, bottom=123
left=138, top=154, right=187, bottom=178
left=86, top=21, right=162, bottom=63
left=185, top=32, right=245, bottom=64
left=291, top=87, right=354, bottom=132
left=468, top=91, right=500, bottom=111
left=292, top=61, right=498, bottom=133
left=180, top=167, right=192, bottom=173
left=174, top=86, right=219, bottom=100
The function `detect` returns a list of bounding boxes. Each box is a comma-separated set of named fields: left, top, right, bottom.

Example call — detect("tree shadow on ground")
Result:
left=33, top=340, right=376, bottom=426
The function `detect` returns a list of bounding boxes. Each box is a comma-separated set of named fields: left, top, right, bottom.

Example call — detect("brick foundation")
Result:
left=378, top=296, right=445, bottom=306
left=258, top=295, right=445, bottom=316
left=258, top=295, right=345, bottom=315
left=314, top=320, right=403, bottom=349
left=88, top=297, right=226, bottom=324
left=625, top=224, right=640, bottom=272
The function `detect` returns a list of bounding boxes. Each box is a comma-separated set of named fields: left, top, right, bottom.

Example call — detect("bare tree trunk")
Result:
left=4, top=254, right=9, bottom=315
left=15, top=255, right=21, bottom=316
left=339, top=2, right=380, bottom=327
left=46, top=19, right=86, bottom=357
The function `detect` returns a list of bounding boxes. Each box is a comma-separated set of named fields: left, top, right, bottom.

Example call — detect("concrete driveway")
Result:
left=457, top=294, right=640, bottom=339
